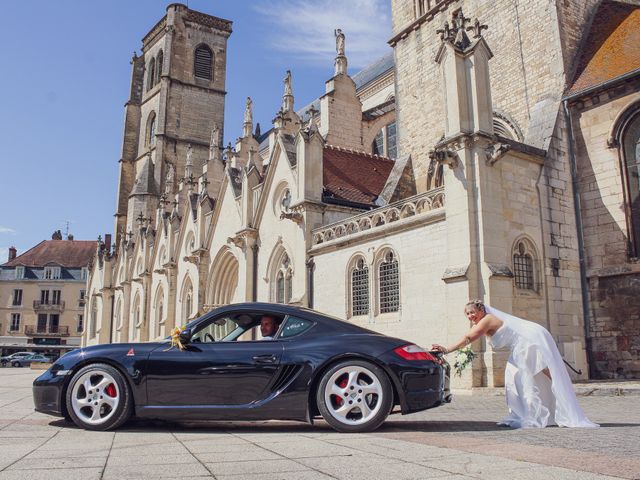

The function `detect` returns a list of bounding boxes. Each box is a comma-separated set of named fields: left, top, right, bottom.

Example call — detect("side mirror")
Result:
left=178, top=328, right=191, bottom=346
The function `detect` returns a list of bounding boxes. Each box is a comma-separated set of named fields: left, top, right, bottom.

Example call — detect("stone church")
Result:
left=84, top=0, right=640, bottom=385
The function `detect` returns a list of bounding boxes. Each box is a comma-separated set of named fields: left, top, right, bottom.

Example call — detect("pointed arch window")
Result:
left=378, top=250, right=399, bottom=313
left=275, top=253, right=292, bottom=304
left=133, top=294, right=142, bottom=327
left=156, top=50, right=163, bottom=84
left=350, top=257, right=369, bottom=316
left=147, top=112, right=156, bottom=147
left=621, top=111, right=640, bottom=256
left=371, top=122, right=397, bottom=159
left=194, top=44, right=213, bottom=80
left=147, top=58, right=156, bottom=91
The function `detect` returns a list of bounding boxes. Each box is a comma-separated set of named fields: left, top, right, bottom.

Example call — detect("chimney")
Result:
left=52, top=230, right=62, bottom=240
left=67, top=233, right=74, bottom=241
left=104, top=234, right=112, bottom=253
left=8, top=247, right=16, bottom=262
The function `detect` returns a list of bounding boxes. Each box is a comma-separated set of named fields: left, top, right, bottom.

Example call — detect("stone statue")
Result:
left=185, top=144, right=193, bottom=179
left=165, top=162, right=176, bottom=193
left=209, top=123, right=220, bottom=160
left=335, top=29, right=345, bottom=56
left=244, top=97, right=253, bottom=125
left=283, top=70, right=292, bottom=96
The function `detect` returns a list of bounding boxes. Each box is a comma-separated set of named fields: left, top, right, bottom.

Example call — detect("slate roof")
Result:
left=568, top=0, right=640, bottom=96
left=2, top=240, right=96, bottom=268
left=322, top=145, right=395, bottom=207
left=351, top=51, right=394, bottom=90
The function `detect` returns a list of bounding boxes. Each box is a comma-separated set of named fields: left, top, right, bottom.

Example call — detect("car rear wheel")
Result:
left=66, top=363, right=132, bottom=431
left=316, top=359, right=393, bottom=433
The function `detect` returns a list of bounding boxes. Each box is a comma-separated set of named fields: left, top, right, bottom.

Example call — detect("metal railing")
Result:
left=25, top=325, right=70, bottom=336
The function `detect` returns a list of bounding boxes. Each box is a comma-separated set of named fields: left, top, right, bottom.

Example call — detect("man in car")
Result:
left=259, top=315, right=279, bottom=340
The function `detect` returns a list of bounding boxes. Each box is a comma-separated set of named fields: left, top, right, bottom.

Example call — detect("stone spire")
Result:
left=243, top=97, right=253, bottom=137
left=131, top=152, right=158, bottom=196
left=282, top=70, right=294, bottom=112
left=334, top=28, right=347, bottom=76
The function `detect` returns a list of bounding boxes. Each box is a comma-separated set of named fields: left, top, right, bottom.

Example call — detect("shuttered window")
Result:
left=194, top=45, right=213, bottom=80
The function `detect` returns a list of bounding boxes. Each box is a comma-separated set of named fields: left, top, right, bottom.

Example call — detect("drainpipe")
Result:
left=306, top=257, right=315, bottom=309
left=563, top=99, right=594, bottom=379
left=252, top=244, right=259, bottom=302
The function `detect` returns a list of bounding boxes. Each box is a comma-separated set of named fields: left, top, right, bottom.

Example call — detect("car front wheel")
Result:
left=316, top=359, right=393, bottom=433
left=66, top=363, right=132, bottom=431
left=12, top=361, right=21, bottom=368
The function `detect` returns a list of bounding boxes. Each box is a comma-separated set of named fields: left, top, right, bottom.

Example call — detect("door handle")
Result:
left=252, top=354, right=277, bottom=364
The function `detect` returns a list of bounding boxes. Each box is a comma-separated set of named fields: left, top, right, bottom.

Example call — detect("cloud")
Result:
left=254, top=0, right=391, bottom=69
left=0, top=226, right=16, bottom=234
left=0, top=247, right=8, bottom=261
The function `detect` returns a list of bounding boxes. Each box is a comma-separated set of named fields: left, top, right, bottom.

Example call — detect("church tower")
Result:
left=114, top=3, right=232, bottom=239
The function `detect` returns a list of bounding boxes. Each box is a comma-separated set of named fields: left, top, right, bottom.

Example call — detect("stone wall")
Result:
left=571, top=82, right=640, bottom=378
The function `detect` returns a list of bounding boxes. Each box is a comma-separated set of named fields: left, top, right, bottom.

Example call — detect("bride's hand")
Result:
left=431, top=344, right=447, bottom=353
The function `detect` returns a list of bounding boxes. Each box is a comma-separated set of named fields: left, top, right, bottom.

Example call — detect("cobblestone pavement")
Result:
left=1, top=369, right=639, bottom=480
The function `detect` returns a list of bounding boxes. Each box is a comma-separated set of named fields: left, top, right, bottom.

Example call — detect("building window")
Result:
left=37, top=313, right=47, bottom=333
left=133, top=294, right=142, bottom=327
left=10, top=313, right=20, bottom=332
left=156, top=50, right=163, bottom=84
left=49, top=314, right=60, bottom=333
left=15, top=266, right=25, bottom=279
left=81, top=267, right=88, bottom=280
left=77, top=314, right=84, bottom=333
left=371, top=122, right=397, bottom=159
left=40, top=290, right=50, bottom=304
left=194, top=44, right=213, bottom=80
left=621, top=111, right=640, bottom=257
left=147, top=58, right=156, bottom=91
left=147, top=112, right=156, bottom=147
left=274, top=252, right=293, bottom=304
left=79, top=289, right=86, bottom=301
left=52, top=290, right=61, bottom=305
left=12, top=289, right=22, bottom=306
left=44, top=266, right=61, bottom=280
left=378, top=250, right=400, bottom=314
left=350, top=257, right=369, bottom=316
left=513, top=239, right=537, bottom=291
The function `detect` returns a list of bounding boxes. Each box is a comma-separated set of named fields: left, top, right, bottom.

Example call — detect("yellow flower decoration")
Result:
left=167, top=325, right=187, bottom=351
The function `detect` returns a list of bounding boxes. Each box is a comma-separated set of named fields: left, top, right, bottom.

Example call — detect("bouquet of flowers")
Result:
left=453, top=346, right=476, bottom=377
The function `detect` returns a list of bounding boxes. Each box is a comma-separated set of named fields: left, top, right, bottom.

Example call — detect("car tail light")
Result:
left=394, top=344, right=438, bottom=361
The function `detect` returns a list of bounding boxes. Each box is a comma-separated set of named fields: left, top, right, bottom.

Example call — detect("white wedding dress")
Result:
left=486, top=306, right=598, bottom=428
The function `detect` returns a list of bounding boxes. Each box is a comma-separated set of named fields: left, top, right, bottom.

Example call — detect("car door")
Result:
left=145, top=316, right=283, bottom=407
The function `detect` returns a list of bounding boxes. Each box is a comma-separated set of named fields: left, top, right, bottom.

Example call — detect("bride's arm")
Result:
left=432, top=318, right=490, bottom=354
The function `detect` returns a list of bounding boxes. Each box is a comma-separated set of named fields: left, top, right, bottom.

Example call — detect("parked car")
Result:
left=34, top=302, right=451, bottom=432
left=11, top=354, right=52, bottom=368
left=1, top=352, right=34, bottom=367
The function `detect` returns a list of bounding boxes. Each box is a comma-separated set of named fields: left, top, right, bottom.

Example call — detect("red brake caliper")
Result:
left=334, top=377, right=348, bottom=406
left=105, top=384, right=117, bottom=397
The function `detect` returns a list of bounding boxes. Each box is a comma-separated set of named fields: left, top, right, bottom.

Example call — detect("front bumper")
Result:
left=33, top=369, right=67, bottom=417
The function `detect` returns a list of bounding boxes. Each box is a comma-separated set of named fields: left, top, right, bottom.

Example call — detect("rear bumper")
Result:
left=379, top=352, right=451, bottom=414
left=33, top=369, right=65, bottom=417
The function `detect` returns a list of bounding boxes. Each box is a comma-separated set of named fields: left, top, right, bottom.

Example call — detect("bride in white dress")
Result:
left=431, top=300, right=598, bottom=428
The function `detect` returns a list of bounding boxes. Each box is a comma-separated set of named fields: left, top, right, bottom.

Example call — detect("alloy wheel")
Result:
left=70, top=370, right=120, bottom=426
left=323, top=365, right=384, bottom=426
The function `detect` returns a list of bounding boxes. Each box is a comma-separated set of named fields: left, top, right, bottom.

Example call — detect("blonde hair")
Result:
left=465, top=299, right=486, bottom=313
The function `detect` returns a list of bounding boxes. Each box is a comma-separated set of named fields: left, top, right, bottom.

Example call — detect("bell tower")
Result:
left=113, top=3, right=232, bottom=239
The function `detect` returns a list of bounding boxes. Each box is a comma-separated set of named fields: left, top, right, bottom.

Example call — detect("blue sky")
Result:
left=0, top=0, right=391, bottom=262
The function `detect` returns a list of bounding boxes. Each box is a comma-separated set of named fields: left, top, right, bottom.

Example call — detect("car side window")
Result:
left=278, top=316, right=314, bottom=339
left=191, top=316, right=239, bottom=343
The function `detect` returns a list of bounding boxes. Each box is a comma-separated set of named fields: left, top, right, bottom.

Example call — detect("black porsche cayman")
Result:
left=34, top=303, right=451, bottom=433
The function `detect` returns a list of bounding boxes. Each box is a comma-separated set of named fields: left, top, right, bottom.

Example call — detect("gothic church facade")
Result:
left=84, top=1, right=640, bottom=383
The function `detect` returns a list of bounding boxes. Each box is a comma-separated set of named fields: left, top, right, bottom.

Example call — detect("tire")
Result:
left=12, top=361, right=21, bottom=368
left=316, top=359, right=393, bottom=433
left=65, top=363, right=132, bottom=431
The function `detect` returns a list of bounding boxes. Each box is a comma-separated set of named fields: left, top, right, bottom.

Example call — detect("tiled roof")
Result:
left=568, top=1, right=640, bottom=96
left=323, top=145, right=394, bottom=207
left=2, top=240, right=96, bottom=268
left=352, top=51, right=394, bottom=90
